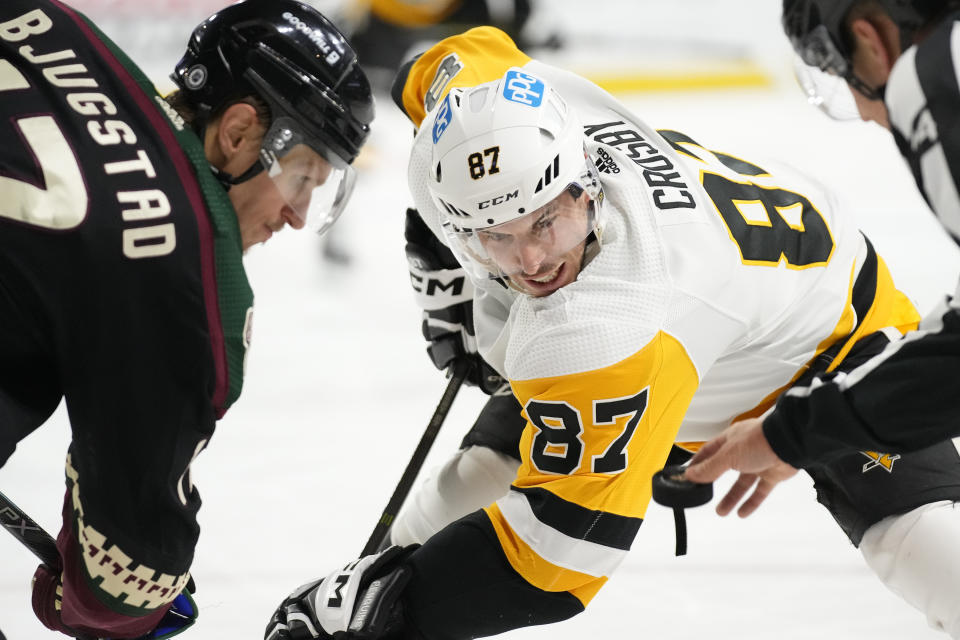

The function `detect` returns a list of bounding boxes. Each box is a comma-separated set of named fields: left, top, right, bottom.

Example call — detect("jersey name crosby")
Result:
left=584, top=120, right=695, bottom=211
left=0, top=8, right=176, bottom=259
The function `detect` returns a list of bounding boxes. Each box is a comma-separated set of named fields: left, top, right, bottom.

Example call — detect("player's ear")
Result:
left=848, top=15, right=899, bottom=87
left=212, top=102, right=261, bottom=163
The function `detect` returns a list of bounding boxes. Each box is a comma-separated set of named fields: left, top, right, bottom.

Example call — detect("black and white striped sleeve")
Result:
left=761, top=15, right=960, bottom=468
left=764, top=292, right=960, bottom=467
left=887, top=14, right=960, bottom=241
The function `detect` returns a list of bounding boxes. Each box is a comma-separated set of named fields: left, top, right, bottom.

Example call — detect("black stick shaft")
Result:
left=361, top=361, right=469, bottom=556
left=0, top=490, right=58, bottom=567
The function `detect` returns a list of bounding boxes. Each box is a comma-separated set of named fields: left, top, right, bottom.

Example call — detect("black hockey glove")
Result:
left=264, top=545, right=416, bottom=640
left=404, top=208, right=505, bottom=394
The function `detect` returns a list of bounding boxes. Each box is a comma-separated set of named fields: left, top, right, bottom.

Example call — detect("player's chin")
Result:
left=256, top=226, right=276, bottom=247
left=240, top=229, right=274, bottom=253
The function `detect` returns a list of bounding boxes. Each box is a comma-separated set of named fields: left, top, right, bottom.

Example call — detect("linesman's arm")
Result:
left=764, top=297, right=960, bottom=467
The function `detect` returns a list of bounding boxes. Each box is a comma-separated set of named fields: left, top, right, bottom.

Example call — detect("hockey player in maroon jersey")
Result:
left=686, top=1, right=960, bottom=636
left=0, top=0, right=372, bottom=637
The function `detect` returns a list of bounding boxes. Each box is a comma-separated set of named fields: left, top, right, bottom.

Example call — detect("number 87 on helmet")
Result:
left=427, top=68, right=604, bottom=298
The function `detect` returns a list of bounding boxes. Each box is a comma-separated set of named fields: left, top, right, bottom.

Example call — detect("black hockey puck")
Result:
left=652, top=465, right=713, bottom=509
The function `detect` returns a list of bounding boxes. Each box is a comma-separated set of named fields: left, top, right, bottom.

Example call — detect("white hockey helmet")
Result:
left=427, top=68, right=603, bottom=283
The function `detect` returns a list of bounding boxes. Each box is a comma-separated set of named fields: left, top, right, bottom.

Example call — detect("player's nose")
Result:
left=517, top=240, right=546, bottom=275
left=281, top=206, right=305, bottom=230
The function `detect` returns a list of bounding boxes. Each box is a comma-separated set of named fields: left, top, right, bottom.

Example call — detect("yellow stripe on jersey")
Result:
left=399, top=26, right=530, bottom=128
left=732, top=242, right=920, bottom=424
left=484, top=331, right=699, bottom=604
left=370, top=0, right=460, bottom=27
left=486, top=501, right=608, bottom=606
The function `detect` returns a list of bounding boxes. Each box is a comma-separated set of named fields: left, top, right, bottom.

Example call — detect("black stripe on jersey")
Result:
left=916, top=17, right=960, bottom=212
left=510, top=486, right=642, bottom=551
left=657, top=129, right=767, bottom=175
left=851, top=234, right=878, bottom=328
left=711, top=152, right=768, bottom=177
left=657, top=129, right=704, bottom=161
left=810, top=234, right=878, bottom=372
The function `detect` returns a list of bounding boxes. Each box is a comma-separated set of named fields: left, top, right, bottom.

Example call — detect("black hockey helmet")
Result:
left=782, top=0, right=955, bottom=99
left=171, top=0, right=374, bottom=234
left=172, top=0, right=373, bottom=165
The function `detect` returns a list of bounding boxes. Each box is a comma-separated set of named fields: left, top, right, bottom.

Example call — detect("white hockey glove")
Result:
left=404, top=208, right=505, bottom=394
left=264, top=545, right=416, bottom=640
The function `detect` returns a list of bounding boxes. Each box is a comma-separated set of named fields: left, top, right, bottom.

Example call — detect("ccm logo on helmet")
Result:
left=281, top=11, right=341, bottom=64
left=503, top=70, right=544, bottom=107
left=478, top=189, right=519, bottom=209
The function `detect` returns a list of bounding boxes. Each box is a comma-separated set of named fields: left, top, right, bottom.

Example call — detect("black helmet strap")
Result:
left=847, top=71, right=884, bottom=102
left=196, top=121, right=267, bottom=191
left=209, top=157, right=266, bottom=192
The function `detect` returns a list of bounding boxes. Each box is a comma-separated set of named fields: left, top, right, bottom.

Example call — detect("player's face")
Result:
left=230, top=170, right=306, bottom=251
left=211, top=110, right=306, bottom=251
left=477, top=189, right=591, bottom=297
left=228, top=143, right=336, bottom=252
left=215, top=109, right=340, bottom=251
left=269, top=145, right=335, bottom=216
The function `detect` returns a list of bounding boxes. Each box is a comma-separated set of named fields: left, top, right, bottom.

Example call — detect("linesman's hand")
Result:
left=683, top=416, right=798, bottom=517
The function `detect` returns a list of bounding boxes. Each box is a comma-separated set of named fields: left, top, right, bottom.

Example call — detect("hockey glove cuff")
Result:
left=405, top=208, right=505, bottom=394
left=33, top=561, right=197, bottom=640
left=265, top=545, right=417, bottom=640
left=32, top=563, right=83, bottom=638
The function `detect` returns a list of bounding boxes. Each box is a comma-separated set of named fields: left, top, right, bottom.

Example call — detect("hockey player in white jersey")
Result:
left=265, top=27, right=960, bottom=640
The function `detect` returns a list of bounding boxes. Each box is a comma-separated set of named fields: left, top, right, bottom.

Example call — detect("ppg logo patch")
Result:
left=433, top=94, right=452, bottom=143
left=503, top=70, right=544, bottom=107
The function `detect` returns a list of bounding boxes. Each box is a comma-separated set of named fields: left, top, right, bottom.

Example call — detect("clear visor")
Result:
left=259, top=117, right=357, bottom=235
left=792, top=54, right=861, bottom=120
left=446, top=183, right=596, bottom=281
left=793, top=24, right=850, bottom=76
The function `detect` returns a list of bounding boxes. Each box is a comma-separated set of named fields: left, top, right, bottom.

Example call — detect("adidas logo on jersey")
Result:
left=595, top=147, right=620, bottom=174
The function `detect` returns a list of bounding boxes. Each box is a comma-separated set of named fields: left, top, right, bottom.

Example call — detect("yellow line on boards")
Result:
left=582, top=67, right=774, bottom=94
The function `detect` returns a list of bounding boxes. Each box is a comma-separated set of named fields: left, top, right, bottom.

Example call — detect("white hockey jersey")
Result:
left=400, top=26, right=918, bottom=606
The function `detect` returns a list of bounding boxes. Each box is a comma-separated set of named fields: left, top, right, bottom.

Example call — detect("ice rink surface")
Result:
left=2, top=1, right=960, bottom=638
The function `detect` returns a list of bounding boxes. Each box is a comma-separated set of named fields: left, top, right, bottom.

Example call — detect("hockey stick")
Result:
left=360, top=359, right=470, bottom=556
left=0, top=490, right=58, bottom=567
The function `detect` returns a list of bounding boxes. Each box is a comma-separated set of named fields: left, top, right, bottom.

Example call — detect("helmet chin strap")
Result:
left=581, top=228, right=602, bottom=268
left=196, top=121, right=267, bottom=191
left=581, top=199, right=603, bottom=269
left=846, top=72, right=885, bottom=102
left=209, top=158, right=265, bottom=191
